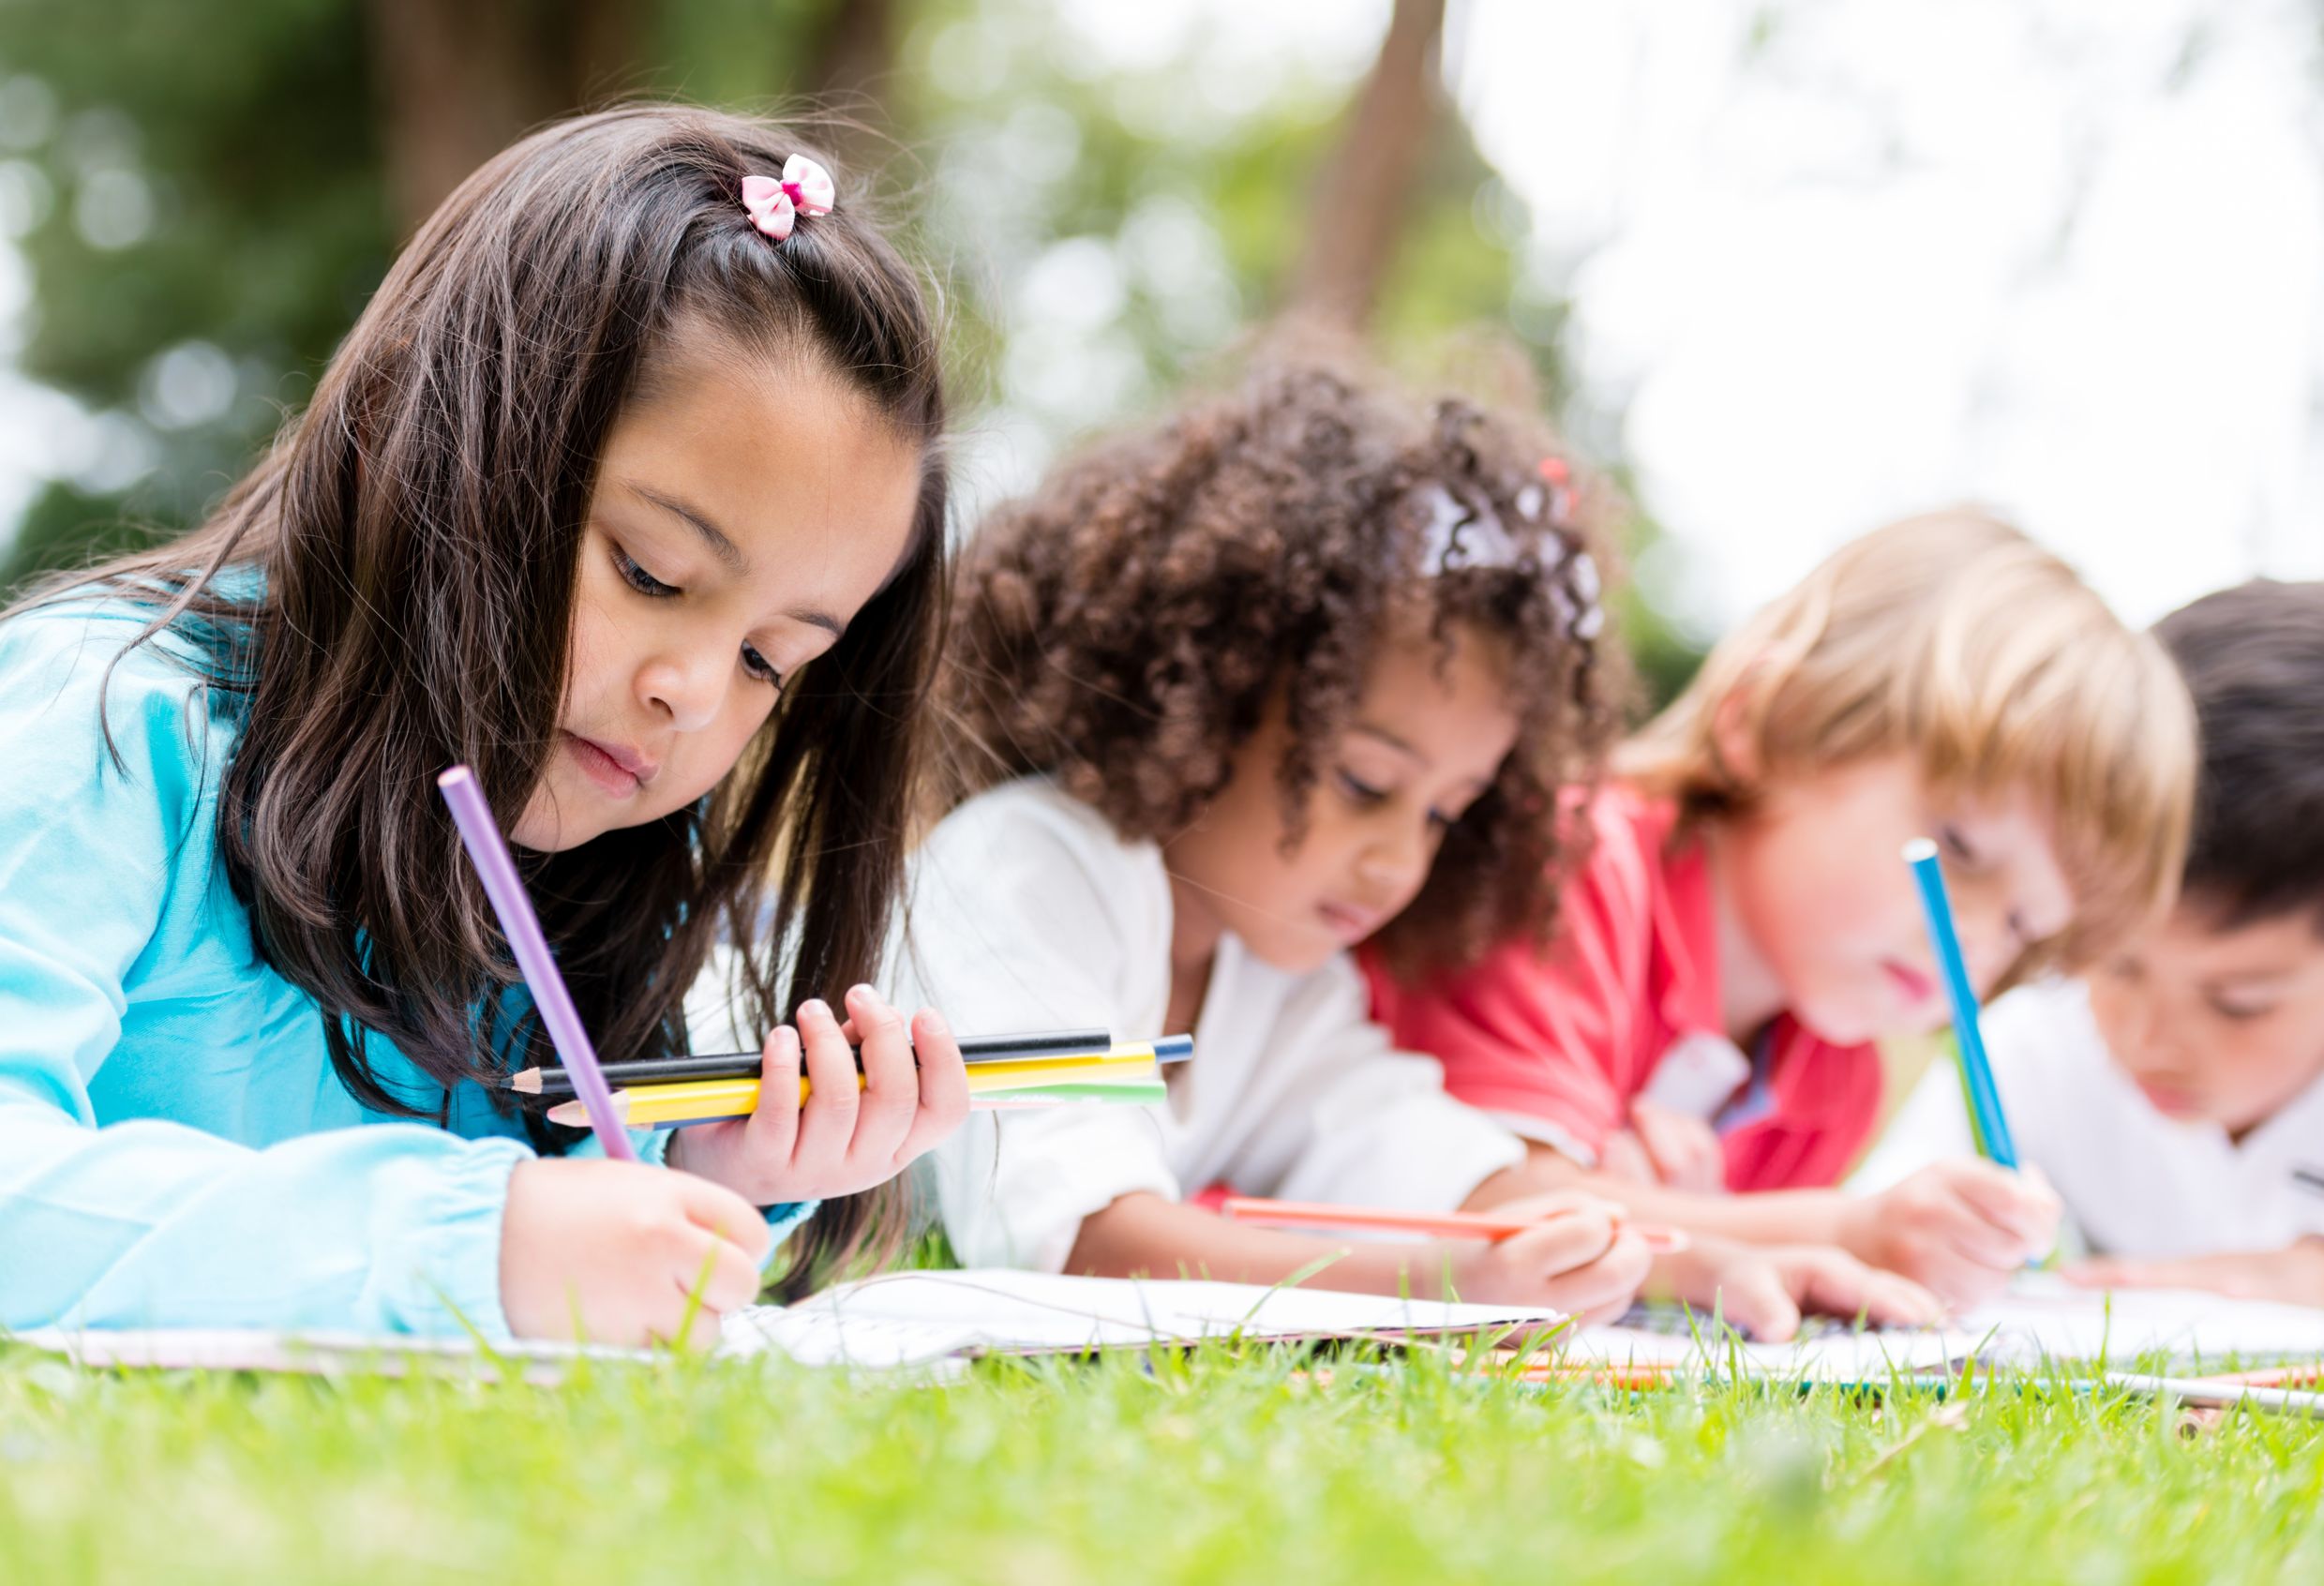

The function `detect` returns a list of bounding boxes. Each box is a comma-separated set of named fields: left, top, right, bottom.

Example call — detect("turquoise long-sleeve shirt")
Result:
left=0, top=598, right=809, bottom=1340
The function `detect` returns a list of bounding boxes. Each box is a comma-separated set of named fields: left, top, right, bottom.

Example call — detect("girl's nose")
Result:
left=1355, top=821, right=1431, bottom=895
left=2110, top=988, right=2171, bottom=1070
left=639, top=650, right=724, bottom=732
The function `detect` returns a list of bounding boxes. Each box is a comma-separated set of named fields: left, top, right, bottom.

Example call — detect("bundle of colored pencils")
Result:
left=519, top=1028, right=1193, bottom=1130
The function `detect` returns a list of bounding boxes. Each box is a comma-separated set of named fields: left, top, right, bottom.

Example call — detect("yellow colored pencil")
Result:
left=548, top=1044, right=1176, bottom=1128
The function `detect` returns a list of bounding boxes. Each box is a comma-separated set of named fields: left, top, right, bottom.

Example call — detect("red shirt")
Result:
left=1366, top=786, right=1881, bottom=1191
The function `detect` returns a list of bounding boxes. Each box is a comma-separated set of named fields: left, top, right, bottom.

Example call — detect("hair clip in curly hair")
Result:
left=1416, top=484, right=1521, bottom=576
left=1415, top=481, right=1603, bottom=642
left=1557, top=546, right=1604, bottom=640
left=741, top=155, right=835, bottom=242
left=1516, top=456, right=1576, bottom=529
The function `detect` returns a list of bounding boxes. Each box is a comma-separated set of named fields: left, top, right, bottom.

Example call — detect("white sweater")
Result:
left=892, top=779, right=1525, bottom=1273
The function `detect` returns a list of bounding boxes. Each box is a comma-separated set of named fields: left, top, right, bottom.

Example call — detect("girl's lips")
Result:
left=1882, top=958, right=1937, bottom=1006
left=1315, top=900, right=1385, bottom=943
left=564, top=732, right=652, bottom=797
left=2133, top=1077, right=2202, bottom=1118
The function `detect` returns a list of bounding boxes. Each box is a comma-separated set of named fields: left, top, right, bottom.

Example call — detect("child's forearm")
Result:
left=2286, top=1237, right=2324, bottom=1306
left=1465, top=1146, right=1857, bottom=1249
left=2070, top=1237, right=2324, bottom=1309
left=2248, top=1237, right=2324, bottom=1308
left=1065, top=1191, right=1467, bottom=1298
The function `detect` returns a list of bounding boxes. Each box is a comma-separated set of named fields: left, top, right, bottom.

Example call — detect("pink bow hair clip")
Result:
left=741, top=155, right=836, bottom=242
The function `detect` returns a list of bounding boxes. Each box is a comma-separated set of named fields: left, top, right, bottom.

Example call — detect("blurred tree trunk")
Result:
left=804, top=0, right=894, bottom=112
left=1283, top=0, right=1447, bottom=333
left=799, top=0, right=897, bottom=178
left=366, top=0, right=644, bottom=233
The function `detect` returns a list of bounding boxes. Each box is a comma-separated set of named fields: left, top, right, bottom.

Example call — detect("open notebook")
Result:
left=721, top=1268, right=1567, bottom=1369
left=12, top=1269, right=1567, bottom=1378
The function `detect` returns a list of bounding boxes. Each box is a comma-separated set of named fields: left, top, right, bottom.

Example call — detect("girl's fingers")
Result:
left=1860, top=1269, right=1947, bottom=1328
left=1793, top=1249, right=1944, bottom=1329
left=705, top=1230, right=767, bottom=1314
left=1933, top=1204, right=2035, bottom=1272
left=1919, top=1248, right=2002, bottom=1310
left=674, top=1168, right=775, bottom=1266
left=846, top=983, right=919, bottom=1159
left=895, top=1007, right=972, bottom=1163
left=1566, top=1229, right=1654, bottom=1323
left=684, top=1225, right=766, bottom=1315
left=790, top=997, right=861, bottom=1170
left=741, top=1025, right=804, bottom=1164
left=1500, top=1206, right=1619, bottom=1278
left=1946, top=1161, right=2060, bottom=1247
left=655, top=1227, right=763, bottom=1348
left=1716, top=1258, right=1804, bottom=1343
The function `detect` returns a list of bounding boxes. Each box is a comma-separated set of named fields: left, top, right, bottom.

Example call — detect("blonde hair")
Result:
left=1622, top=509, right=2195, bottom=970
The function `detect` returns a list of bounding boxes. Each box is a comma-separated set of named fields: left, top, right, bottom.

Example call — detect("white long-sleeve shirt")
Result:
left=892, top=779, right=1525, bottom=1273
left=1852, top=979, right=2324, bottom=1258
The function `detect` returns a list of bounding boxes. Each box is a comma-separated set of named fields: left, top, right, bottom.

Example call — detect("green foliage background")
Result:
left=0, top=0, right=1702, bottom=696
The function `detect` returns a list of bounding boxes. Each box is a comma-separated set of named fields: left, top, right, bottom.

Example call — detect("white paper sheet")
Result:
left=1566, top=1315, right=1958, bottom=1383
left=21, top=1271, right=2320, bottom=1381
left=1563, top=1272, right=2324, bottom=1383
left=722, top=1268, right=1568, bottom=1368
left=1955, top=1273, right=2324, bottom=1367
left=11, top=1327, right=649, bottom=1381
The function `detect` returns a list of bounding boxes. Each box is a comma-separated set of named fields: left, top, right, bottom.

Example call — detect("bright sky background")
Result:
left=1459, top=0, right=2324, bottom=636
left=1064, top=0, right=2324, bottom=639
left=3, top=0, right=2319, bottom=646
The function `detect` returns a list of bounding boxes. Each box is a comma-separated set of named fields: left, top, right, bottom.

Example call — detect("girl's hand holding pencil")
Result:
left=440, top=768, right=954, bottom=1343
left=499, top=1159, right=771, bottom=1349
left=1436, top=1191, right=1657, bottom=1324
left=663, top=986, right=971, bottom=1206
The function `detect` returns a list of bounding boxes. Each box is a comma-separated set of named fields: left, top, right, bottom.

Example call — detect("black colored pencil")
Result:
left=511, top=1026, right=1114, bottom=1098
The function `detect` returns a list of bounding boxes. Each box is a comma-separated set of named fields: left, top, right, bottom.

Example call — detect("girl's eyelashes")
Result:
left=741, top=641, right=784, bottom=689
left=2210, top=998, right=2274, bottom=1023
left=612, top=545, right=679, bottom=599
left=1939, top=822, right=1985, bottom=869
left=1338, top=766, right=1462, bottom=829
left=612, top=539, right=784, bottom=688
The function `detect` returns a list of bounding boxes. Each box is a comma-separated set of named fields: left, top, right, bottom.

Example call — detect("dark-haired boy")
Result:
left=1856, top=579, right=2324, bottom=1306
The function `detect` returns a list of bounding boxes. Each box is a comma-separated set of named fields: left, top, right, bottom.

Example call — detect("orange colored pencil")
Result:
left=1218, top=1196, right=1689, bottom=1254
left=1517, top=1361, right=1681, bottom=1390
left=2183, top=1362, right=2324, bottom=1390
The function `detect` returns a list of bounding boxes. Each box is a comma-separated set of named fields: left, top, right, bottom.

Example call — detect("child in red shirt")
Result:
left=1372, top=784, right=1882, bottom=1193
left=1371, top=511, right=2197, bottom=1308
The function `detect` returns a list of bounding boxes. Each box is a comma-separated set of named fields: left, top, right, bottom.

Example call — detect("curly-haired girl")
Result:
left=894, top=362, right=1935, bottom=1327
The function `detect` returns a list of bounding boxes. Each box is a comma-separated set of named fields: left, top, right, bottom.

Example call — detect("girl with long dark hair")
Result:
left=0, top=106, right=968, bottom=1346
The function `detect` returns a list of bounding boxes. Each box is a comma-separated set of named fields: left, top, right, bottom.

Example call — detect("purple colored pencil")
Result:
left=436, top=765, right=637, bottom=1162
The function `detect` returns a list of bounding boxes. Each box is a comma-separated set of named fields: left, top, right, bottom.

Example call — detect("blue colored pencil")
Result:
left=1902, top=837, right=2019, bottom=1169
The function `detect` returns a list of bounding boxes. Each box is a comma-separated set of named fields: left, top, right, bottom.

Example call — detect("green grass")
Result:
left=6, top=1342, right=2324, bottom=1584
